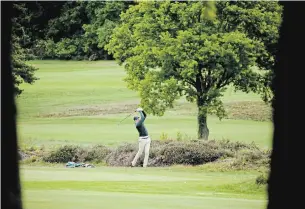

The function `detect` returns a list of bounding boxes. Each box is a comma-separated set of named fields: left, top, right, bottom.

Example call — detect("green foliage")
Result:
left=159, top=132, right=170, bottom=141
left=157, top=141, right=224, bottom=166
left=216, top=1, right=283, bottom=102
left=42, top=144, right=111, bottom=163
left=32, top=39, right=57, bottom=59
left=176, top=131, right=183, bottom=141
left=256, top=172, right=269, bottom=185
left=11, top=40, right=38, bottom=96
left=160, top=131, right=192, bottom=141
left=45, top=1, right=89, bottom=41
left=12, top=2, right=66, bottom=57
left=25, top=1, right=134, bottom=60
left=106, top=1, right=282, bottom=139
left=43, top=145, right=81, bottom=163
left=11, top=3, right=42, bottom=51
left=84, top=145, right=111, bottom=163
left=54, top=38, right=78, bottom=59
left=12, top=3, right=38, bottom=96
left=30, top=1, right=91, bottom=60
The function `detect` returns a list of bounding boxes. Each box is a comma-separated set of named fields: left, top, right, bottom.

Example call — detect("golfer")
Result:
left=131, top=107, right=151, bottom=167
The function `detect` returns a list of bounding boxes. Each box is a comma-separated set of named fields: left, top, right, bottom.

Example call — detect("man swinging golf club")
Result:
left=131, top=107, right=151, bottom=167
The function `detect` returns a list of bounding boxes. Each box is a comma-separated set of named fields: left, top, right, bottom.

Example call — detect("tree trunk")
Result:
left=197, top=110, right=209, bottom=140
left=3, top=3, right=23, bottom=209
left=197, top=96, right=209, bottom=140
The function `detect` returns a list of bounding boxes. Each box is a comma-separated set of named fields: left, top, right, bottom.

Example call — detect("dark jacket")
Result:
left=135, top=111, right=148, bottom=137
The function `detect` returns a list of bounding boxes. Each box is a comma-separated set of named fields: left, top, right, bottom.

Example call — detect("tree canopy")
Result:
left=12, top=3, right=38, bottom=96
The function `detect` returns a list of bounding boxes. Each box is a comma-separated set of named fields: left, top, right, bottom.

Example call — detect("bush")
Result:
left=159, top=132, right=170, bottom=140
left=18, top=151, right=29, bottom=160
left=22, top=155, right=41, bottom=164
left=32, top=39, right=57, bottom=59
left=89, top=54, right=99, bottom=61
left=217, top=139, right=258, bottom=151
left=42, top=144, right=111, bottom=163
left=256, top=173, right=269, bottom=185
left=43, top=145, right=82, bottom=163
left=18, top=140, right=46, bottom=161
left=176, top=132, right=194, bottom=141
left=156, top=141, right=224, bottom=166
left=105, top=143, right=138, bottom=166
left=85, top=145, right=111, bottom=163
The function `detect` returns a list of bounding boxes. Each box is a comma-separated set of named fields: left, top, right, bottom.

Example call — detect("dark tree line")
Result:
left=12, top=1, right=136, bottom=61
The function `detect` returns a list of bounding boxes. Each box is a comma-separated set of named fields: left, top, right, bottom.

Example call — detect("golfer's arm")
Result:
left=136, top=111, right=145, bottom=126
left=143, top=111, right=147, bottom=119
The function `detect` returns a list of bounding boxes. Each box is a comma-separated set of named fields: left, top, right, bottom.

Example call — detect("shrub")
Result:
left=236, top=148, right=268, bottom=163
left=31, top=39, right=57, bottom=59
left=256, top=173, right=269, bottom=185
left=176, top=132, right=194, bottom=141
left=105, top=143, right=138, bottom=166
left=22, top=155, right=41, bottom=164
left=176, top=131, right=183, bottom=141
left=42, top=145, right=82, bottom=163
left=18, top=151, right=29, bottom=160
left=159, top=132, right=170, bottom=140
left=157, top=142, right=224, bottom=165
left=85, top=145, right=111, bottom=163
left=89, top=54, right=99, bottom=61
left=217, top=139, right=257, bottom=152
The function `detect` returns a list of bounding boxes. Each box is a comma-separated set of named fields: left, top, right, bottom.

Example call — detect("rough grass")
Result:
left=37, top=103, right=138, bottom=118
left=172, top=101, right=272, bottom=122
left=225, top=101, right=272, bottom=121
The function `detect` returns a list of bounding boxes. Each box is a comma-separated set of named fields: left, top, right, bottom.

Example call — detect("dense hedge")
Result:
left=20, top=139, right=270, bottom=169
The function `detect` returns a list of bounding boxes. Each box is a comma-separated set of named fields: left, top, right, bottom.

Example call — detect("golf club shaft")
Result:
left=118, top=112, right=134, bottom=125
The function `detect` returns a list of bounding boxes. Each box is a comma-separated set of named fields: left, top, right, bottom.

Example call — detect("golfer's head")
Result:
left=133, top=116, right=139, bottom=123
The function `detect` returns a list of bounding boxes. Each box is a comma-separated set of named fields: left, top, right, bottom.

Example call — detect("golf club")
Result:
left=117, top=111, right=135, bottom=126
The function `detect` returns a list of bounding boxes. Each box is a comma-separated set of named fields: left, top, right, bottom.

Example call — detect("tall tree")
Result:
left=11, top=1, right=66, bottom=50
left=29, top=1, right=134, bottom=60
left=10, top=1, right=135, bottom=61
left=106, top=1, right=282, bottom=139
left=11, top=3, right=38, bottom=96
left=83, top=1, right=135, bottom=60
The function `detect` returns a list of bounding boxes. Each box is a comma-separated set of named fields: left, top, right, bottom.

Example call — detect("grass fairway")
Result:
left=21, top=166, right=267, bottom=209
left=16, top=60, right=273, bottom=148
